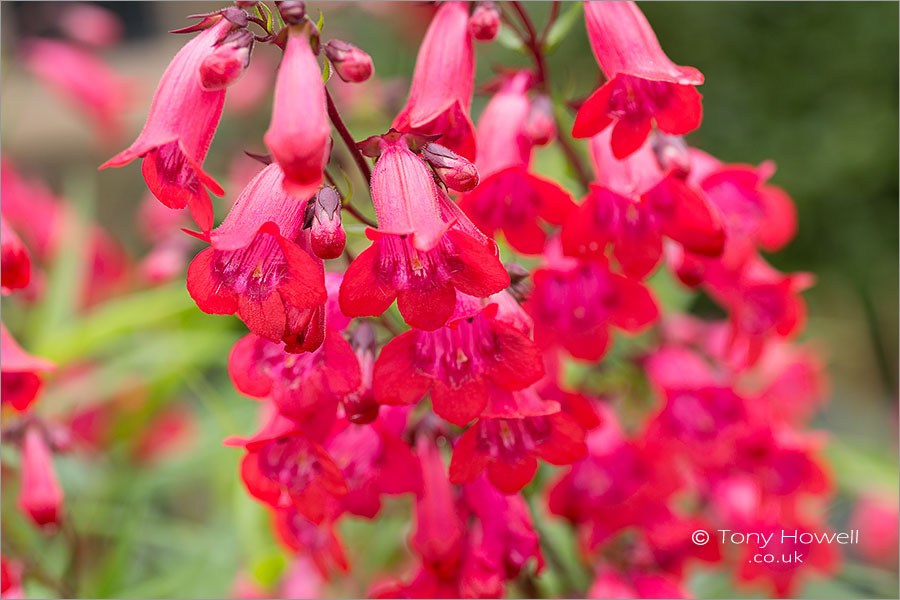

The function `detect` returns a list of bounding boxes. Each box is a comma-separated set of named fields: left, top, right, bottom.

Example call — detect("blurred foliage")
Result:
left=1, top=2, right=897, bottom=599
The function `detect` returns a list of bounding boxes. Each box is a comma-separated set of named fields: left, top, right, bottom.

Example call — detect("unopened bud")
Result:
left=505, top=261, right=531, bottom=302
left=651, top=134, right=691, bottom=178
left=199, top=29, right=252, bottom=91
left=306, top=187, right=346, bottom=260
left=469, top=2, right=500, bottom=42
left=525, top=95, right=556, bottom=146
left=324, top=40, right=373, bottom=83
left=17, top=427, right=64, bottom=530
left=275, top=1, right=306, bottom=25
left=421, top=143, right=479, bottom=192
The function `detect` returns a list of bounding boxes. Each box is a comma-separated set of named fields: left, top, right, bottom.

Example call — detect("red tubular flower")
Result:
left=273, top=508, right=348, bottom=576
left=573, top=1, right=704, bottom=159
left=225, top=419, right=349, bottom=524
left=373, top=294, right=545, bottom=426
left=460, top=71, right=575, bottom=255
left=100, top=15, right=245, bottom=232
left=228, top=328, right=360, bottom=428
left=264, top=27, right=330, bottom=199
left=411, top=436, right=465, bottom=576
left=562, top=130, right=724, bottom=279
left=187, top=164, right=327, bottom=351
left=325, top=410, right=421, bottom=518
left=18, top=426, right=64, bottom=529
left=1, top=555, right=23, bottom=599
left=1, top=323, right=54, bottom=412
left=23, top=38, right=131, bottom=144
left=449, top=385, right=585, bottom=493
left=339, top=132, right=508, bottom=330
left=1, top=216, right=31, bottom=295
left=525, top=240, right=658, bottom=361
left=392, top=2, right=477, bottom=159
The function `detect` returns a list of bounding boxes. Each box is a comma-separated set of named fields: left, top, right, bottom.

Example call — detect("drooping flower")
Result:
left=340, top=131, right=508, bottom=330
left=460, top=71, right=575, bottom=254
left=272, top=508, right=348, bottom=576
left=228, top=328, right=360, bottom=428
left=562, top=129, right=724, bottom=279
left=225, top=417, right=349, bottom=524
left=449, top=385, right=586, bottom=493
left=573, top=1, right=704, bottom=159
left=325, top=409, right=421, bottom=518
left=525, top=239, right=658, bottom=361
left=1, top=323, right=54, bottom=412
left=22, top=38, right=131, bottom=144
left=18, top=426, right=65, bottom=529
left=410, top=435, right=465, bottom=576
left=58, top=2, right=124, bottom=49
left=1, top=216, right=31, bottom=295
left=100, top=11, right=248, bottom=232
left=264, top=26, right=331, bottom=199
left=187, top=164, right=327, bottom=351
left=373, top=293, right=545, bottom=426
left=392, top=1, right=477, bottom=159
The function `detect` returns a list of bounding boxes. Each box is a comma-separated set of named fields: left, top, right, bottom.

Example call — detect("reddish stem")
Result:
left=325, top=88, right=372, bottom=183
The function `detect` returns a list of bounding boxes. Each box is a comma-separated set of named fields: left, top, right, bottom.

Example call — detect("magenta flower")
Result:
left=573, top=1, right=704, bottom=159
left=100, top=14, right=245, bottom=232
left=187, top=164, right=327, bottom=351
left=562, top=129, right=724, bottom=279
left=392, top=2, right=477, bottom=159
left=525, top=239, right=658, bottom=361
left=339, top=131, right=508, bottom=331
left=264, top=27, right=331, bottom=199
left=18, top=426, right=64, bottom=529
left=228, top=328, right=360, bottom=427
left=373, top=293, right=545, bottom=426
left=460, top=71, right=575, bottom=254
left=23, top=38, right=131, bottom=144
left=226, top=417, right=348, bottom=525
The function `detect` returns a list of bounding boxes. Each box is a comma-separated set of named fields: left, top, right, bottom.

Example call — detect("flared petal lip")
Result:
left=99, top=137, right=225, bottom=197
left=223, top=412, right=303, bottom=449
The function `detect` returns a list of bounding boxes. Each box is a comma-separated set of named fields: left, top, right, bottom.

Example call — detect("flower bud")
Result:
left=469, top=2, right=500, bottom=42
left=17, top=427, right=64, bottom=530
left=275, top=1, right=306, bottom=25
left=306, top=187, right=346, bottom=260
left=421, top=142, right=479, bottom=192
left=505, top=261, right=531, bottom=302
left=199, top=29, right=253, bottom=91
left=324, top=40, right=374, bottom=83
left=524, top=95, right=556, bottom=146
left=651, top=133, right=691, bottom=178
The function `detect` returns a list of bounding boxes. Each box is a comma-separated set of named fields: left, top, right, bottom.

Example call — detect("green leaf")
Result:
left=496, top=24, right=527, bottom=53
left=544, top=2, right=584, bottom=53
left=256, top=1, right=273, bottom=34
left=316, top=10, right=325, bottom=33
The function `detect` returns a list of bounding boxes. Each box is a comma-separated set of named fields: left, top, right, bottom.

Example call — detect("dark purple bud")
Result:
left=307, top=187, right=345, bottom=260
left=421, top=142, right=479, bottom=192
left=525, top=95, right=556, bottom=146
left=275, top=1, right=306, bottom=25
left=324, top=40, right=374, bottom=83
left=199, top=29, right=253, bottom=91
left=651, top=133, right=691, bottom=178
left=469, top=2, right=500, bottom=42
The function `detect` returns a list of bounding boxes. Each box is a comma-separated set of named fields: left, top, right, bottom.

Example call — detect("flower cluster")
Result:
left=66, top=1, right=852, bottom=598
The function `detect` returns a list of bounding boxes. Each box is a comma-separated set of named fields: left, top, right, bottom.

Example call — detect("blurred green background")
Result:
left=1, top=2, right=897, bottom=598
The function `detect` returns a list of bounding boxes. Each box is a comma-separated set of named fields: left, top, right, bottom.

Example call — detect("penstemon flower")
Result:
left=573, top=1, right=704, bottom=159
